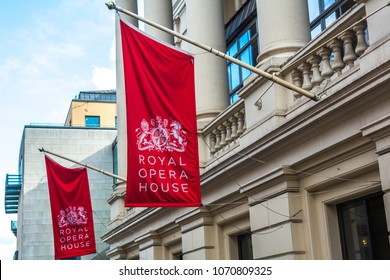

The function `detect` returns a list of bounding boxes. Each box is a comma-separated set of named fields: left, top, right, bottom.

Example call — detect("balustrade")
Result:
left=286, top=16, right=369, bottom=100
left=202, top=103, right=246, bottom=156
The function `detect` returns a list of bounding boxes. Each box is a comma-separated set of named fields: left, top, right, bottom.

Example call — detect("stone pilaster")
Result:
left=176, top=208, right=215, bottom=259
left=242, top=166, right=305, bottom=259
left=361, top=115, right=390, bottom=240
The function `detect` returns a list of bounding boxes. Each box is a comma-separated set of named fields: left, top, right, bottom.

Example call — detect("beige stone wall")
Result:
left=105, top=0, right=390, bottom=260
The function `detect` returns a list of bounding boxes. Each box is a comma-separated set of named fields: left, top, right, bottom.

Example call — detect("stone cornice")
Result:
left=361, top=114, right=390, bottom=141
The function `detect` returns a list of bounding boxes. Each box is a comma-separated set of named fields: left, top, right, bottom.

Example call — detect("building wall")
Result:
left=17, top=126, right=117, bottom=259
left=105, top=0, right=390, bottom=260
left=68, top=100, right=117, bottom=128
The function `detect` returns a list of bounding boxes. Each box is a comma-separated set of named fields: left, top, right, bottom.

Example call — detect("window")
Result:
left=225, top=0, right=258, bottom=104
left=337, top=192, right=390, bottom=260
left=307, top=0, right=355, bottom=38
left=85, top=116, right=100, bottom=128
left=237, top=233, right=253, bottom=260
left=227, top=23, right=258, bottom=104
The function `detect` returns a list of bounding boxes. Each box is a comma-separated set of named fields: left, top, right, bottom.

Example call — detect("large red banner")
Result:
left=45, top=155, right=96, bottom=259
left=120, top=20, right=201, bottom=207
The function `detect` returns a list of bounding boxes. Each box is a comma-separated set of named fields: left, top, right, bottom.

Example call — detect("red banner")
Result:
left=45, top=155, right=96, bottom=259
left=120, top=20, right=201, bottom=207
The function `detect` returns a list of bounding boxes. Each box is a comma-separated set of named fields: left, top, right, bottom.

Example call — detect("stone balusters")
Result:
left=353, top=22, right=369, bottom=56
left=340, top=30, right=358, bottom=68
left=292, top=69, right=303, bottom=99
left=308, top=55, right=322, bottom=89
left=299, top=62, right=313, bottom=91
left=206, top=108, right=246, bottom=155
left=328, top=39, right=345, bottom=76
left=289, top=19, right=369, bottom=99
left=318, top=47, right=334, bottom=81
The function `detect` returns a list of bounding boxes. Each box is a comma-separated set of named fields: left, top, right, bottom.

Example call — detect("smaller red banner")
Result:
left=45, top=155, right=96, bottom=259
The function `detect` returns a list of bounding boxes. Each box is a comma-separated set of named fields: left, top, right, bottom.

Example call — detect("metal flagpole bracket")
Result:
left=39, top=147, right=127, bottom=182
left=105, top=2, right=320, bottom=101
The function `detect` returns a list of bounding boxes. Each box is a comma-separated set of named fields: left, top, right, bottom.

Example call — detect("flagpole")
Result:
left=39, top=147, right=127, bottom=182
left=105, top=2, right=319, bottom=101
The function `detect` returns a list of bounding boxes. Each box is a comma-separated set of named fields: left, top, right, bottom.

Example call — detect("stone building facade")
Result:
left=103, top=0, right=390, bottom=260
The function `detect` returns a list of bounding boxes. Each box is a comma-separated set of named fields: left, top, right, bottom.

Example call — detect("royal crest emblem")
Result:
left=57, top=206, right=88, bottom=227
left=135, top=116, right=187, bottom=152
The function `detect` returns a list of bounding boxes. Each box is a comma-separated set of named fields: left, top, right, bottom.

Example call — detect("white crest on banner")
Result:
left=57, top=206, right=88, bottom=227
left=135, top=116, right=187, bottom=152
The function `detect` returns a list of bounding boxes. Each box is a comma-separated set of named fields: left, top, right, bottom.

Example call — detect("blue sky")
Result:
left=0, top=0, right=117, bottom=260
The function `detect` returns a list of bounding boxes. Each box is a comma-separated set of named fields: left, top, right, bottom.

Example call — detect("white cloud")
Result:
left=0, top=0, right=117, bottom=260
left=109, top=38, right=116, bottom=63
left=91, top=65, right=116, bottom=90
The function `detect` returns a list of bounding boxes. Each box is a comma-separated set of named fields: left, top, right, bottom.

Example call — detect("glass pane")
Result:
left=230, top=92, right=239, bottom=104
left=240, top=47, right=253, bottom=80
left=249, top=23, right=257, bottom=38
left=339, top=201, right=372, bottom=260
left=228, top=63, right=240, bottom=92
left=238, top=234, right=253, bottom=260
left=325, top=12, right=337, bottom=27
left=307, top=0, right=320, bottom=21
left=311, top=24, right=322, bottom=39
left=228, top=42, right=238, bottom=57
left=85, top=116, right=100, bottom=128
left=239, top=30, right=250, bottom=48
left=323, top=0, right=336, bottom=10
left=366, top=195, right=390, bottom=259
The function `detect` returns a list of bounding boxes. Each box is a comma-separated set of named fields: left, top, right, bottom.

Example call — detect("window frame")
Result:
left=307, top=0, right=355, bottom=38
left=337, top=192, right=390, bottom=260
left=226, top=18, right=259, bottom=104
left=85, top=115, right=100, bottom=128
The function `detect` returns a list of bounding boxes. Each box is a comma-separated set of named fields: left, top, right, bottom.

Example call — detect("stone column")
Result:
left=144, top=0, right=174, bottom=44
left=176, top=208, right=215, bottom=259
left=256, top=0, right=310, bottom=69
left=186, top=0, right=229, bottom=127
left=361, top=115, right=390, bottom=245
left=111, top=0, right=138, bottom=225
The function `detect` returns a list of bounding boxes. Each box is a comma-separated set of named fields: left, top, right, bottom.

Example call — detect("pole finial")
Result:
left=105, top=2, right=116, bottom=10
left=38, top=147, right=45, bottom=153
